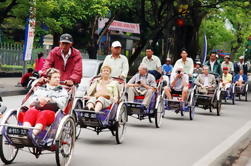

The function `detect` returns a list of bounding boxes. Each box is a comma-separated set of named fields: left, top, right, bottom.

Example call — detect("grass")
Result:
left=0, top=64, right=33, bottom=72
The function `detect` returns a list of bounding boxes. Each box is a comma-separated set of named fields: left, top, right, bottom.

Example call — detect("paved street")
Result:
left=1, top=94, right=251, bottom=166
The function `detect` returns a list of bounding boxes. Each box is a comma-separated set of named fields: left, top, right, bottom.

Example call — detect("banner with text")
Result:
left=98, top=18, right=140, bottom=34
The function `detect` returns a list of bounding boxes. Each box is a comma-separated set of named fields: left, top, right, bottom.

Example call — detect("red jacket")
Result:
left=42, top=47, right=82, bottom=84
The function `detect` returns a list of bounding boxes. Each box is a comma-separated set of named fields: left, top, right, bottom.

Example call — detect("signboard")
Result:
left=23, top=18, right=36, bottom=61
left=98, top=18, right=140, bottom=34
left=43, top=34, right=53, bottom=46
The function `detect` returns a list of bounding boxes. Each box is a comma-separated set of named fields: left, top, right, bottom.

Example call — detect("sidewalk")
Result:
left=232, top=142, right=251, bottom=166
left=0, top=77, right=27, bottom=96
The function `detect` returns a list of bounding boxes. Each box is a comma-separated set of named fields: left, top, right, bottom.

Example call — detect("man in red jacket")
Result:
left=41, top=34, right=82, bottom=85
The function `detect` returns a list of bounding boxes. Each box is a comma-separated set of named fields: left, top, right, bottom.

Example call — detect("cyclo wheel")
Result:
left=73, top=101, right=82, bottom=139
left=55, top=116, right=75, bottom=166
left=115, top=103, right=127, bottom=144
left=216, top=99, right=221, bottom=116
left=155, top=99, right=163, bottom=128
left=232, top=93, right=235, bottom=105
left=0, top=110, right=19, bottom=164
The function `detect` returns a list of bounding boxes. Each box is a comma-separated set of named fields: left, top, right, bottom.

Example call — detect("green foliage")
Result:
left=199, top=13, right=235, bottom=51
left=199, top=1, right=251, bottom=58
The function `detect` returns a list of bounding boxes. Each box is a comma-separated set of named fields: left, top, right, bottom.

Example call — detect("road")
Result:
left=1, top=94, right=251, bottom=166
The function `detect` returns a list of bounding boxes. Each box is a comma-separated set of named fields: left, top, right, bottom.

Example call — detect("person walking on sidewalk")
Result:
left=34, top=52, right=45, bottom=72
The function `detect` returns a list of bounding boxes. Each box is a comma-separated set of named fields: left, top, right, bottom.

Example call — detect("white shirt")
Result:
left=210, top=60, right=216, bottom=71
left=204, top=75, right=209, bottom=87
left=141, top=55, right=161, bottom=71
left=61, top=49, right=71, bottom=68
left=102, top=54, right=129, bottom=78
left=173, top=57, right=194, bottom=75
left=170, top=73, right=189, bottom=91
left=239, top=75, right=243, bottom=82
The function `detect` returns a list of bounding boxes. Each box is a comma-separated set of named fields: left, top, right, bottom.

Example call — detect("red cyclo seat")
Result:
left=106, top=105, right=112, bottom=110
left=134, top=96, right=145, bottom=100
left=188, top=83, right=191, bottom=89
left=172, top=94, right=180, bottom=97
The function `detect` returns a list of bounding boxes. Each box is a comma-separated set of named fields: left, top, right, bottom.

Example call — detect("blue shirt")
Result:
left=162, top=64, right=173, bottom=74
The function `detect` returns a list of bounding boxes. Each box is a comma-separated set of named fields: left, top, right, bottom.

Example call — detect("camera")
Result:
left=177, top=70, right=181, bottom=74
left=137, top=81, right=141, bottom=84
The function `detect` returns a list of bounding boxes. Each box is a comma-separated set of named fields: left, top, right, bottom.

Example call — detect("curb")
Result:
left=0, top=90, right=27, bottom=97
left=193, top=121, right=251, bottom=166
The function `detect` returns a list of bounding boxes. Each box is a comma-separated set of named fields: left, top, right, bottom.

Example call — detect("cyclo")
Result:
left=124, top=74, right=164, bottom=128
left=194, top=72, right=222, bottom=116
left=220, top=69, right=236, bottom=105
left=73, top=76, right=127, bottom=144
left=0, top=79, right=76, bottom=166
left=161, top=70, right=196, bottom=120
left=233, top=71, right=249, bottom=102
left=0, top=96, right=7, bottom=116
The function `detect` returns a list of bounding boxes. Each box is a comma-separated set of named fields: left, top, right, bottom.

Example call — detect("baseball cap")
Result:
left=166, top=57, right=171, bottom=61
left=196, top=61, right=201, bottom=65
left=223, top=67, right=228, bottom=70
left=60, top=34, right=73, bottom=43
left=112, top=41, right=122, bottom=48
left=239, top=56, right=244, bottom=60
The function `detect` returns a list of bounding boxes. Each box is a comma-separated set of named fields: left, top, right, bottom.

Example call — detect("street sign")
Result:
left=98, top=18, right=140, bottom=34
left=43, top=34, right=53, bottom=46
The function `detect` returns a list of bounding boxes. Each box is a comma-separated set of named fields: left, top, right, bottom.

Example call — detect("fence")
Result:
left=0, top=43, right=44, bottom=67
left=0, top=43, right=91, bottom=73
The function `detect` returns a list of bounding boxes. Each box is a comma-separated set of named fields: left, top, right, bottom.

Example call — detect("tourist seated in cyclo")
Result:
left=233, top=69, right=248, bottom=90
left=195, top=65, right=216, bottom=94
left=220, top=67, right=232, bottom=90
left=83, top=65, right=119, bottom=113
left=20, top=68, right=34, bottom=87
left=18, top=68, right=68, bottom=136
left=126, top=64, right=156, bottom=110
left=163, top=67, right=189, bottom=102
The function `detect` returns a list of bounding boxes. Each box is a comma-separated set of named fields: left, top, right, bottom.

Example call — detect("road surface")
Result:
left=1, top=94, right=251, bottom=166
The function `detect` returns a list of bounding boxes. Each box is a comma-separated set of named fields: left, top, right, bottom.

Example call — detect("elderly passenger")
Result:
left=195, top=66, right=216, bottom=94
left=127, top=64, right=156, bottom=109
left=22, top=68, right=68, bottom=135
left=84, top=66, right=119, bottom=112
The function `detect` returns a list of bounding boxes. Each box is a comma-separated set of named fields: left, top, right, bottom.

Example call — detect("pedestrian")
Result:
left=34, top=52, right=45, bottom=72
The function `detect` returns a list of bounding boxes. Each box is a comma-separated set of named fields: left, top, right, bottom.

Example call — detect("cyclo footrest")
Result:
left=165, top=99, right=184, bottom=110
left=125, top=102, right=144, bottom=115
left=76, top=109, right=105, bottom=127
left=5, top=126, right=34, bottom=147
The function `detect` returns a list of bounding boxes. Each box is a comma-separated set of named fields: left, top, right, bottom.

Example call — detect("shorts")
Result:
left=87, top=96, right=112, bottom=109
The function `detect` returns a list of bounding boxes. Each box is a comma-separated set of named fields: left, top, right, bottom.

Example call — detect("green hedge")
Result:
left=0, top=64, right=33, bottom=72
